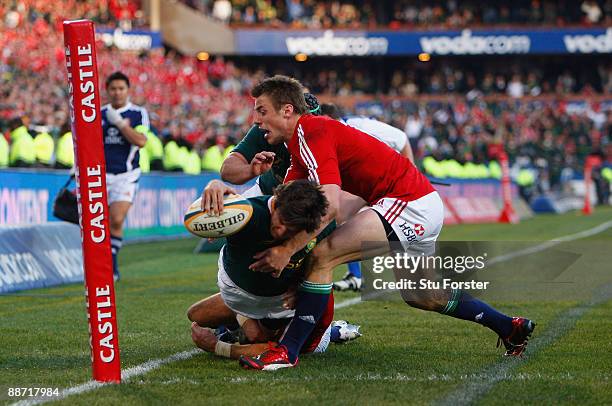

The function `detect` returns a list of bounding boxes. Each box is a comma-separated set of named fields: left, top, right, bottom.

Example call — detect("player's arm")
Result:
left=222, top=125, right=275, bottom=184
left=105, top=107, right=147, bottom=147
left=191, top=322, right=271, bottom=360
left=118, top=123, right=147, bottom=148
left=389, top=123, right=414, bottom=163
left=250, top=137, right=342, bottom=275
left=220, top=151, right=275, bottom=184
left=250, top=183, right=340, bottom=276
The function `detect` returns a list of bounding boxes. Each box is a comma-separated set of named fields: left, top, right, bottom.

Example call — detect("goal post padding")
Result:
left=63, top=19, right=121, bottom=383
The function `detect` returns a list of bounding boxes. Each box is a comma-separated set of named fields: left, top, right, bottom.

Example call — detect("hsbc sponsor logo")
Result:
left=414, top=224, right=425, bottom=236
left=105, top=127, right=123, bottom=144
left=564, top=28, right=612, bottom=53
left=420, top=30, right=530, bottom=55
left=398, top=221, right=419, bottom=243
left=286, top=30, right=388, bottom=56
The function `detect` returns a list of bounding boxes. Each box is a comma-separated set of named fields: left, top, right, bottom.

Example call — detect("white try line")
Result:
left=436, top=282, right=612, bottom=406
left=11, top=219, right=612, bottom=406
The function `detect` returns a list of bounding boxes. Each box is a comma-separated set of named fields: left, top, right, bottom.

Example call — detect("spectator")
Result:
left=507, top=74, right=525, bottom=98
left=101, top=71, right=149, bottom=281
left=212, top=0, right=232, bottom=22
left=180, top=0, right=611, bottom=29
left=581, top=0, right=603, bottom=23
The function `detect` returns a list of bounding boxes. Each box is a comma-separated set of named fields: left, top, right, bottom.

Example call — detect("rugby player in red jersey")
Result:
left=229, top=75, right=535, bottom=370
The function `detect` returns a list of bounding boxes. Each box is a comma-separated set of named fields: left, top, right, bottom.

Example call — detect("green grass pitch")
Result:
left=1, top=208, right=611, bottom=405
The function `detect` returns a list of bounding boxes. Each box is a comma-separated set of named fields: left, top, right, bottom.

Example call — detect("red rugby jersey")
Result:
left=284, top=114, right=434, bottom=204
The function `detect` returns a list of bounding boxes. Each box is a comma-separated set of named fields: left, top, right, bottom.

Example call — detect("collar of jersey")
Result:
left=114, top=101, right=133, bottom=114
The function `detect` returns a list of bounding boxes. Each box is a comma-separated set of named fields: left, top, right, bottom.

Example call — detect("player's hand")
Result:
left=106, top=107, right=129, bottom=129
left=250, top=151, right=275, bottom=176
left=190, top=322, right=217, bottom=353
left=249, top=245, right=292, bottom=277
left=202, top=180, right=236, bottom=216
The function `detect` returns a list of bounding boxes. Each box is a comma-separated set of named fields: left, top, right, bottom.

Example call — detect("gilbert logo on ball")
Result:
left=184, top=194, right=253, bottom=238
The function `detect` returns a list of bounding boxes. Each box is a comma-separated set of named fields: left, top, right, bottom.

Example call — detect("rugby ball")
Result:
left=184, top=194, right=253, bottom=238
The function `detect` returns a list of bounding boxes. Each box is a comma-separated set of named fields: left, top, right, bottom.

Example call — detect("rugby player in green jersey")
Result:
left=220, top=93, right=321, bottom=197
left=188, top=179, right=360, bottom=360
left=192, top=95, right=317, bottom=254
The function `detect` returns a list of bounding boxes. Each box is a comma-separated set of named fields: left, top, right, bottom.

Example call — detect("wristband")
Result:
left=214, top=340, right=232, bottom=358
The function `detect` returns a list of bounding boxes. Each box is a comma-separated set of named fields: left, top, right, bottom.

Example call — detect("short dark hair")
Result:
left=106, top=71, right=130, bottom=88
left=274, top=180, right=328, bottom=233
left=251, top=75, right=308, bottom=114
left=320, top=103, right=342, bottom=119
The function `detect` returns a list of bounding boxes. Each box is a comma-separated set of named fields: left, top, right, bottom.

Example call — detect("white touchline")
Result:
left=488, top=219, right=612, bottom=266
left=11, top=219, right=612, bottom=406
left=11, top=350, right=201, bottom=406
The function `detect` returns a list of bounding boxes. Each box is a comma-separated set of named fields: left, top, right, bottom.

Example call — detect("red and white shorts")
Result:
left=370, top=191, right=444, bottom=255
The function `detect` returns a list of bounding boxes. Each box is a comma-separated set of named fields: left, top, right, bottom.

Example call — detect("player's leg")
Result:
left=106, top=174, right=138, bottom=280
left=383, top=193, right=535, bottom=355
left=308, top=208, right=391, bottom=281
left=335, top=191, right=366, bottom=225
left=108, top=200, right=131, bottom=280
left=398, top=268, right=535, bottom=355
left=109, top=201, right=131, bottom=238
left=258, top=209, right=388, bottom=367
left=334, top=262, right=362, bottom=292
left=187, top=292, right=237, bottom=327
left=333, top=192, right=367, bottom=291
left=298, top=291, right=361, bottom=354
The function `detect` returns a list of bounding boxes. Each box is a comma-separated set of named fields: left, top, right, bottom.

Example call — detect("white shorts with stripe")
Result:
left=370, top=191, right=444, bottom=256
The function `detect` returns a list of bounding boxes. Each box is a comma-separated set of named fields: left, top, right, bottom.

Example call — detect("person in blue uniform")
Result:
left=101, top=71, right=149, bottom=280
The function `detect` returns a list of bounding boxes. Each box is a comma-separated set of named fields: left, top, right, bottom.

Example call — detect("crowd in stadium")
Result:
left=3, top=49, right=610, bottom=193
left=185, top=0, right=612, bottom=28
left=292, top=60, right=612, bottom=97
left=1, top=0, right=146, bottom=30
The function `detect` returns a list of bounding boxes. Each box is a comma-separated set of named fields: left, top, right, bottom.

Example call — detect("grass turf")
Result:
left=1, top=207, right=611, bottom=405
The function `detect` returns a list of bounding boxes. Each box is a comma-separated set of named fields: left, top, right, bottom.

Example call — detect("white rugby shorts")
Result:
left=370, top=191, right=444, bottom=256
left=106, top=169, right=140, bottom=204
left=217, top=249, right=295, bottom=320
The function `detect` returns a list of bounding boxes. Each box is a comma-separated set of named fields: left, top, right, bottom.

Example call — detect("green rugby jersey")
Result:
left=232, top=125, right=290, bottom=195
left=222, top=196, right=335, bottom=297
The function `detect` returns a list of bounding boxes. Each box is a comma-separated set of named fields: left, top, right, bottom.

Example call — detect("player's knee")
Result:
left=399, top=289, right=439, bottom=312
left=109, top=216, right=124, bottom=233
left=186, top=303, right=208, bottom=323
left=399, top=289, right=421, bottom=308
left=186, top=304, right=198, bottom=322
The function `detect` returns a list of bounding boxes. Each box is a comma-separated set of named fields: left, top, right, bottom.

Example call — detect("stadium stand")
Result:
left=181, top=0, right=612, bottom=28
left=0, top=1, right=610, bottom=203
